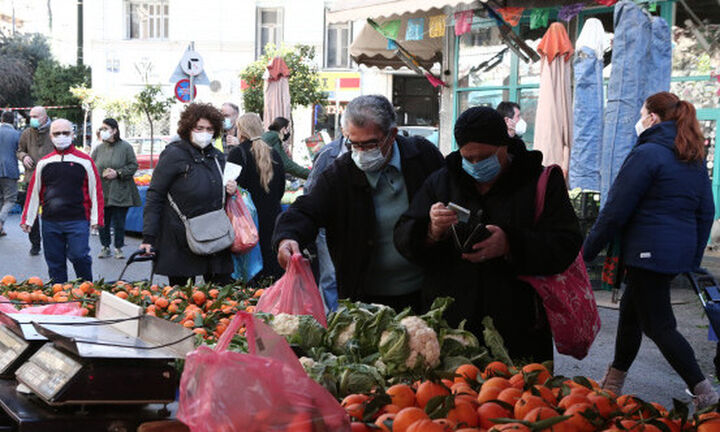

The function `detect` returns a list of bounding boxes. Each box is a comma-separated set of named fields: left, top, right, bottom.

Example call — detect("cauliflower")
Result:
left=270, top=314, right=326, bottom=352
left=332, top=321, right=356, bottom=353
left=299, top=356, right=316, bottom=372
left=270, top=313, right=300, bottom=337
left=400, top=316, right=441, bottom=370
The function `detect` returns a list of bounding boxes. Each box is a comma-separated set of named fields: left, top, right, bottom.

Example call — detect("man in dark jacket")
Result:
left=0, top=111, right=20, bottom=236
left=394, top=107, right=582, bottom=362
left=274, top=95, right=444, bottom=312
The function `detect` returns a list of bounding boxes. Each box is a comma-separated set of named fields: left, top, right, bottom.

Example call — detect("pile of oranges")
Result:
left=343, top=361, right=720, bottom=432
left=134, top=174, right=152, bottom=186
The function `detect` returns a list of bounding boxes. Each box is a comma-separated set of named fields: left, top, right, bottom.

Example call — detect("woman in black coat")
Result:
left=394, top=107, right=582, bottom=362
left=228, top=113, right=286, bottom=281
left=141, top=103, right=237, bottom=286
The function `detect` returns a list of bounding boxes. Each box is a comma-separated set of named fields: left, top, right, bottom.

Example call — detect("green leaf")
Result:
left=482, top=316, right=513, bottom=367
left=572, top=376, right=594, bottom=390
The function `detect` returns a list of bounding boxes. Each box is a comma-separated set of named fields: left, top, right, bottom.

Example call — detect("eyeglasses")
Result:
left=51, top=131, right=72, bottom=137
left=347, top=135, right=391, bottom=151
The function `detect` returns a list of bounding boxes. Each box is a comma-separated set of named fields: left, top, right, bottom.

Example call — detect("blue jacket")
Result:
left=0, top=123, right=20, bottom=179
left=584, top=121, right=714, bottom=274
left=304, top=138, right=346, bottom=194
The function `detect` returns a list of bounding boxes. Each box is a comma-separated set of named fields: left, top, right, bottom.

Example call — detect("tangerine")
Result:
left=477, top=401, right=512, bottom=429
left=387, top=384, right=416, bottom=409
left=393, top=407, right=430, bottom=432
left=416, top=381, right=449, bottom=409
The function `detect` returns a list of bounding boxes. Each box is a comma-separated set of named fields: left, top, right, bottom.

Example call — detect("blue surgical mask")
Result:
left=462, top=153, right=501, bottom=183
left=223, top=118, right=233, bottom=130
left=29, top=118, right=40, bottom=129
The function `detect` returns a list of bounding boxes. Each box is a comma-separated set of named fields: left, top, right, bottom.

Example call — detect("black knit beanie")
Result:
left=454, top=106, right=510, bottom=147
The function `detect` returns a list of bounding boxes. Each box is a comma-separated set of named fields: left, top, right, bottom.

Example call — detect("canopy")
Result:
left=351, top=11, right=444, bottom=70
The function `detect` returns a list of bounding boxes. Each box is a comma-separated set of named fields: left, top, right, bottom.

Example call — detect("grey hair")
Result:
left=344, top=95, right=396, bottom=134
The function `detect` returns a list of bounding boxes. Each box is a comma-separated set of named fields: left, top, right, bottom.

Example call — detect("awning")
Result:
left=328, top=0, right=594, bottom=23
left=350, top=11, right=444, bottom=70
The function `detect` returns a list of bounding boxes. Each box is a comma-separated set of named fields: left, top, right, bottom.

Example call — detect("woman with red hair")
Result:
left=584, top=92, right=716, bottom=408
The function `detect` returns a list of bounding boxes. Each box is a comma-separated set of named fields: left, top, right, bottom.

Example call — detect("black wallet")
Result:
left=450, top=222, right=492, bottom=253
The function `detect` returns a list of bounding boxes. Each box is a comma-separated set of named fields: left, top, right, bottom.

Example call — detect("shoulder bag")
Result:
left=168, top=157, right=235, bottom=255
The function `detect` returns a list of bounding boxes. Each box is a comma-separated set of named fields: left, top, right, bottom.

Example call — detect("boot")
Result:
left=692, top=379, right=719, bottom=410
left=600, top=366, right=627, bottom=395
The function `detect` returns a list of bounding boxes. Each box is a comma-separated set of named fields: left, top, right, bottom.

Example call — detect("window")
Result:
left=126, top=1, right=169, bottom=40
left=326, top=22, right=351, bottom=68
left=256, top=8, right=284, bottom=58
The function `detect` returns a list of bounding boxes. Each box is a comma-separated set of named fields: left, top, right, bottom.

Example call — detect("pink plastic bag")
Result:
left=226, top=191, right=259, bottom=254
left=0, top=296, right=84, bottom=316
left=256, top=254, right=327, bottom=327
left=177, top=312, right=349, bottom=432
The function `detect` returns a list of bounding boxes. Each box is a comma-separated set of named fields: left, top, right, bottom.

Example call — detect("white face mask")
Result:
left=100, top=130, right=112, bottom=141
left=351, top=147, right=388, bottom=172
left=52, top=135, right=73, bottom=150
left=191, top=131, right=213, bottom=148
left=635, top=115, right=650, bottom=137
left=514, top=118, right=527, bottom=136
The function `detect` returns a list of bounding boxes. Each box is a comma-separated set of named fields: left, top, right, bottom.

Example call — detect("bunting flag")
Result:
left=497, top=7, right=525, bottom=27
left=648, top=2, right=657, bottom=12
left=558, top=3, right=584, bottom=22
left=425, top=72, right=447, bottom=88
left=429, top=14, right=446, bottom=38
left=405, top=18, right=424, bottom=41
left=378, top=20, right=401, bottom=40
left=388, top=40, right=397, bottom=50
left=530, top=8, right=550, bottom=30
left=454, top=10, right=474, bottom=36
left=595, top=0, right=619, bottom=5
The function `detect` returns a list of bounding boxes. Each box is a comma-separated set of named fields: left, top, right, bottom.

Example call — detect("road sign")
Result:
left=174, top=79, right=197, bottom=103
left=180, top=50, right=204, bottom=76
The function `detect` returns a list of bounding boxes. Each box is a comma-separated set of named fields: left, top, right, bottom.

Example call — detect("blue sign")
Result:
left=174, top=79, right=196, bottom=103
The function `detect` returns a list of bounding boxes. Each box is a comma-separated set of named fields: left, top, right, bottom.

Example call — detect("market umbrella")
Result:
left=263, top=57, right=292, bottom=149
left=568, top=18, right=605, bottom=191
left=533, top=22, right=574, bottom=177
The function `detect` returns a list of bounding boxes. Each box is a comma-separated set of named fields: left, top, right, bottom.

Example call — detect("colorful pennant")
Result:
left=405, top=18, right=424, bottom=41
left=429, top=14, right=446, bottom=38
left=454, top=10, right=474, bottom=36
left=530, top=8, right=550, bottom=30
left=378, top=20, right=401, bottom=40
left=595, top=0, right=619, bottom=5
left=496, top=7, right=525, bottom=27
left=425, top=72, right=448, bottom=88
left=558, top=3, right=584, bottom=22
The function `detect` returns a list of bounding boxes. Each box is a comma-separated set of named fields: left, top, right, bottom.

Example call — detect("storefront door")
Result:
left=699, top=109, right=720, bottom=218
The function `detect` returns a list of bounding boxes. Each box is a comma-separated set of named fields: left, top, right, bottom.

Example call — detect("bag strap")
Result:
left=167, top=193, right=187, bottom=222
left=532, top=164, right=562, bottom=225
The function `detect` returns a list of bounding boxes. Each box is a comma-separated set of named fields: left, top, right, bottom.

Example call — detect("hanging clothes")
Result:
left=569, top=18, right=605, bottom=191
left=533, top=23, right=574, bottom=176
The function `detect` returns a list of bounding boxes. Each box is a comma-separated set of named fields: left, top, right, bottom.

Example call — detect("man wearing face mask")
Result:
left=20, top=119, right=104, bottom=283
left=262, top=117, right=310, bottom=180
left=17, top=106, right=55, bottom=255
left=497, top=101, right=528, bottom=152
left=220, top=102, right=240, bottom=153
left=394, top=106, right=582, bottom=362
left=274, top=95, right=444, bottom=312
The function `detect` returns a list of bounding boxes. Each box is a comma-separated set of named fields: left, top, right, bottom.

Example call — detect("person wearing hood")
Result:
left=140, top=103, right=237, bottom=286
left=17, top=106, right=55, bottom=255
left=91, top=118, right=141, bottom=260
left=273, top=95, right=444, bottom=312
left=583, top=92, right=717, bottom=409
left=20, top=119, right=104, bottom=283
left=394, top=106, right=582, bottom=362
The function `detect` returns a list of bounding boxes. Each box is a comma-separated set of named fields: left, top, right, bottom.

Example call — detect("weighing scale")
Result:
left=0, top=291, right=195, bottom=431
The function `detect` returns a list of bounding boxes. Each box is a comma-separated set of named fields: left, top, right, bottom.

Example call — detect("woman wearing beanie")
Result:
left=394, top=106, right=582, bottom=362
left=584, top=92, right=717, bottom=409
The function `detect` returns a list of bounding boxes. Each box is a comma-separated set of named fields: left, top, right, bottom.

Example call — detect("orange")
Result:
left=697, top=412, right=720, bottom=432
left=192, top=291, right=206, bottom=305
left=448, top=401, right=479, bottom=428
left=406, top=419, right=445, bottom=432
left=558, top=393, right=589, bottom=410
left=514, top=394, right=549, bottom=420
left=154, top=297, right=169, bottom=309
left=416, top=381, right=449, bottom=409
left=522, top=406, right=558, bottom=422
left=451, top=382, right=478, bottom=398
left=393, top=407, right=430, bottom=432
left=182, top=320, right=194, bottom=328
left=26, top=276, right=43, bottom=287
left=563, top=402, right=597, bottom=432
left=208, top=289, right=219, bottom=298
left=342, top=394, right=369, bottom=408
left=192, top=328, right=206, bottom=336
left=483, top=377, right=512, bottom=392
left=16, top=292, right=30, bottom=303
left=524, top=385, right=556, bottom=406
left=374, top=413, right=395, bottom=432
left=381, top=404, right=401, bottom=414
left=78, top=281, right=93, bottom=293
left=1, top=275, right=16, bottom=286
left=657, top=418, right=681, bottom=432
left=497, top=387, right=523, bottom=407
left=488, top=423, right=532, bottom=432
left=433, top=418, right=456, bottom=431
left=618, top=420, right=662, bottom=432
left=477, top=401, right=512, bottom=429
left=115, top=291, right=128, bottom=299
left=509, top=373, right=525, bottom=389
left=477, top=386, right=502, bottom=404
left=587, top=390, right=618, bottom=418
left=345, top=403, right=364, bottom=421
left=483, top=361, right=511, bottom=378
left=253, top=288, right=265, bottom=298
left=521, top=363, right=551, bottom=385
left=51, top=283, right=63, bottom=293
left=455, top=364, right=481, bottom=384
left=387, top=384, right=416, bottom=409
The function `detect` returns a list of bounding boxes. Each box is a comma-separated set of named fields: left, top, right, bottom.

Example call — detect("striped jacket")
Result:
left=21, top=147, right=104, bottom=227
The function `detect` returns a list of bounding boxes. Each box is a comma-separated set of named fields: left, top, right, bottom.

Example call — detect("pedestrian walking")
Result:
left=91, top=118, right=141, bottom=260
left=0, top=111, right=20, bottom=237
left=140, top=103, right=237, bottom=286
left=584, top=92, right=718, bottom=409
left=20, top=119, right=104, bottom=283
left=227, top=113, right=285, bottom=281
left=16, top=106, right=54, bottom=255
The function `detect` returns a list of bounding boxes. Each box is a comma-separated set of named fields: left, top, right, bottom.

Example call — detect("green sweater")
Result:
left=91, top=139, right=142, bottom=208
left=261, top=130, right=310, bottom=179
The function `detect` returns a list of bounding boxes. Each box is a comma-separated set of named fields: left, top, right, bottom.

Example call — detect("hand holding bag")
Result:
left=168, top=158, right=235, bottom=256
left=518, top=165, right=601, bottom=360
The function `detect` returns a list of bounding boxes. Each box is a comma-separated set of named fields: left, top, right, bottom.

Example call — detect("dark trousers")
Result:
left=41, top=219, right=92, bottom=283
left=29, top=218, right=40, bottom=249
left=357, top=291, right=424, bottom=314
left=612, top=266, right=705, bottom=388
left=168, top=273, right=234, bottom=287
left=99, top=206, right=129, bottom=248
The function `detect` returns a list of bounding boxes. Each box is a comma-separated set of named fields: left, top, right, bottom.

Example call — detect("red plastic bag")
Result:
left=177, top=312, right=349, bottom=432
left=256, top=254, right=327, bottom=327
left=0, top=296, right=84, bottom=316
left=226, top=191, right=259, bottom=254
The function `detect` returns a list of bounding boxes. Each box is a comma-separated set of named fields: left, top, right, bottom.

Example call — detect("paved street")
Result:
left=0, top=212, right=719, bottom=408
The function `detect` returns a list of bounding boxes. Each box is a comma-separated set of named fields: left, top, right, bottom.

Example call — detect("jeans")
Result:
left=648, top=16, right=671, bottom=96
left=41, top=219, right=92, bottom=283
left=569, top=47, right=603, bottom=191
left=99, top=206, right=129, bottom=249
left=316, top=229, right=338, bottom=312
left=612, top=266, right=705, bottom=389
left=0, top=177, right=17, bottom=226
left=600, top=1, right=651, bottom=203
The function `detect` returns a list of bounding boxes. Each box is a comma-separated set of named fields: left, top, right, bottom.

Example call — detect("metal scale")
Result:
left=0, top=292, right=195, bottom=432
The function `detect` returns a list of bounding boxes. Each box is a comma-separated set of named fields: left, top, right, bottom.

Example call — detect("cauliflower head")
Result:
left=270, top=313, right=300, bottom=337
left=400, top=316, right=441, bottom=370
